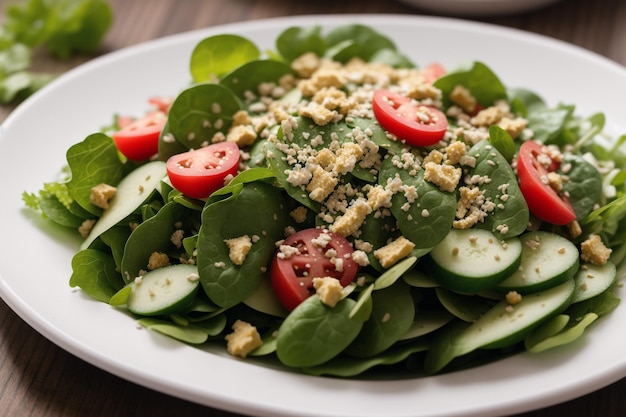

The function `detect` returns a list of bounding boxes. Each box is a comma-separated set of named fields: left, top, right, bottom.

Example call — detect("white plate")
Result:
left=396, top=0, right=564, bottom=16
left=1, top=14, right=626, bottom=417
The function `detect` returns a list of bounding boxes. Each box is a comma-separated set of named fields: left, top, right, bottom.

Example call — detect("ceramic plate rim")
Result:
left=1, top=14, right=626, bottom=417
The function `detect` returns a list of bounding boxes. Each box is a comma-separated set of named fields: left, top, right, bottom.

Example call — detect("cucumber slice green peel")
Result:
left=127, top=264, right=200, bottom=316
left=428, top=229, right=522, bottom=293
left=81, top=161, right=167, bottom=249
left=425, top=279, right=575, bottom=374
left=498, top=231, right=579, bottom=294
left=572, top=261, right=617, bottom=303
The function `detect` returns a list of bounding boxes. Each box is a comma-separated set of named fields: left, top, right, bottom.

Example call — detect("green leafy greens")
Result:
left=0, top=0, right=112, bottom=103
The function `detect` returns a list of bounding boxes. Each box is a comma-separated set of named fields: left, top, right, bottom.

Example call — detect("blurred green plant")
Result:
left=0, top=0, right=113, bottom=103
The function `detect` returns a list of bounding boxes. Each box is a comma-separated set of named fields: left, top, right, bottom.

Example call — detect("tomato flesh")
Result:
left=372, top=89, right=448, bottom=147
left=112, top=111, right=166, bottom=161
left=420, top=62, right=446, bottom=84
left=166, top=142, right=240, bottom=199
left=517, top=140, right=576, bottom=225
left=270, top=228, right=359, bottom=311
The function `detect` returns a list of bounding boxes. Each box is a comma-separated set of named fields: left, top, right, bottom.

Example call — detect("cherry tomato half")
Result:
left=166, top=142, right=240, bottom=199
left=420, top=62, right=446, bottom=84
left=148, top=96, right=174, bottom=114
left=112, top=111, right=167, bottom=161
left=270, top=228, right=359, bottom=311
left=517, top=140, right=576, bottom=225
left=372, top=89, right=448, bottom=147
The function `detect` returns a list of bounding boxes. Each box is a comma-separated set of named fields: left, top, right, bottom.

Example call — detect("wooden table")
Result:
left=1, top=0, right=625, bottom=416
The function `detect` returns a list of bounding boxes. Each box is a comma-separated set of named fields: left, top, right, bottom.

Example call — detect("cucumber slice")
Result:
left=458, top=279, right=575, bottom=351
left=399, top=309, right=453, bottom=340
left=572, top=261, right=617, bottom=303
left=497, top=231, right=579, bottom=294
left=435, top=287, right=493, bottom=322
left=127, top=264, right=200, bottom=316
left=81, top=161, right=167, bottom=249
left=428, top=229, right=522, bottom=293
left=426, top=279, right=575, bottom=373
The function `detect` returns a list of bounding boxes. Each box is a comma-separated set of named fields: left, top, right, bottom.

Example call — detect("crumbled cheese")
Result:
left=505, top=291, right=522, bottom=305
left=351, top=250, right=370, bottom=267
left=307, top=166, right=338, bottom=202
left=423, top=161, right=462, bottom=192
left=90, top=183, right=116, bottom=209
left=170, top=229, right=184, bottom=248
left=227, top=124, right=257, bottom=147
left=444, top=141, right=467, bottom=165
left=367, top=184, right=393, bottom=211
left=78, top=219, right=96, bottom=238
left=373, top=236, right=415, bottom=268
left=312, top=86, right=354, bottom=114
left=580, top=234, right=612, bottom=266
left=298, top=102, right=337, bottom=126
left=289, top=206, right=308, bottom=223
left=329, top=198, right=372, bottom=237
left=313, top=277, right=344, bottom=307
left=497, top=117, right=527, bottom=139
left=568, top=220, right=583, bottom=239
left=291, top=52, right=321, bottom=78
left=147, top=252, right=170, bottom=270
left=449, top=85, right=476, bottom=113
left=224, top=235, right=253, bottom=266
left=224, top=320, right=263, bottom=358
left=546, top=171, right=563, bottom=192
left=472, top=106, right=504, bottom=127
left=314, top=148, right=336, bottom=169
left=334, top=142, right=363, bottom=175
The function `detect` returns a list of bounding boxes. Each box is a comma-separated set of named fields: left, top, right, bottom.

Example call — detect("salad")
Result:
left=23, top=23, right=626, bottom=377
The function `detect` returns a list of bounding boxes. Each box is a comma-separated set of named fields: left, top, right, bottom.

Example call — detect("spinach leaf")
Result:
left=345, top=281, right=415, bottom=358
left=276, top=26, right=325, bottom=61
left=358, top=211, right=399, bottom=271
left=166, top=83, right=242, bottom=150
left=369, top=47, right=414, bottom=69
left=434, top=62, right=508, bottom=108
left=276, top=296, right=363, bottom=367
left=264, top=141, right=321, bottom=212
left=0, top=0, right=112, bottom=102
left=190, top=34, right=259, bottom=83
left=323, top=24, right=410, bottom=66
left=99, top=226, right=132, bottom=272
left=378, top=157, right=456, bottom=249
left=197, top=181, right=290, bottom=308
left=136, top=318, right=211, bottom=345
left=69, top=248, right=122, bottom=302
left=207, top=167, right=276, bottom=204
left=303, top=340, right=429, bottom=377
left=488, top=125, right=515, bottom=163
left=66, top=133, right=126, bottom=216
left=37, top=193, right=86, bottom=228
left=527, top=105, right=572, bottom=144
left=464, top=140, right=529, bottom=237
left=220, top=59, right=294, bottom=102
left=121, top=200, right=199, bottom=284
left=346, top=116, right=404, bottom=155
left=561, top=154, right=602, bottom=220
left=507, top=87, right=546, bottom=117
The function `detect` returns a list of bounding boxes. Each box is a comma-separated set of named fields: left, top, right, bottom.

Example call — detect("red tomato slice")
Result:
left=112, top=111, right=166, bottom=161
left=166, top=142, right=240, bottom=199
left=270, top=228, right=359, bottom=311
left=517, top=140, right=576, bottom=225
left=420, top=62, right=446, bottom=84
left=148, top=96, right=173, bottom=113
left=372, top=89, right=448, bottom=147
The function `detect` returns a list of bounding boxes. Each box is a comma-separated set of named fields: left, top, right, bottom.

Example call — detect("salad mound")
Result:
left=23, top=24, right=626, bottom=377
